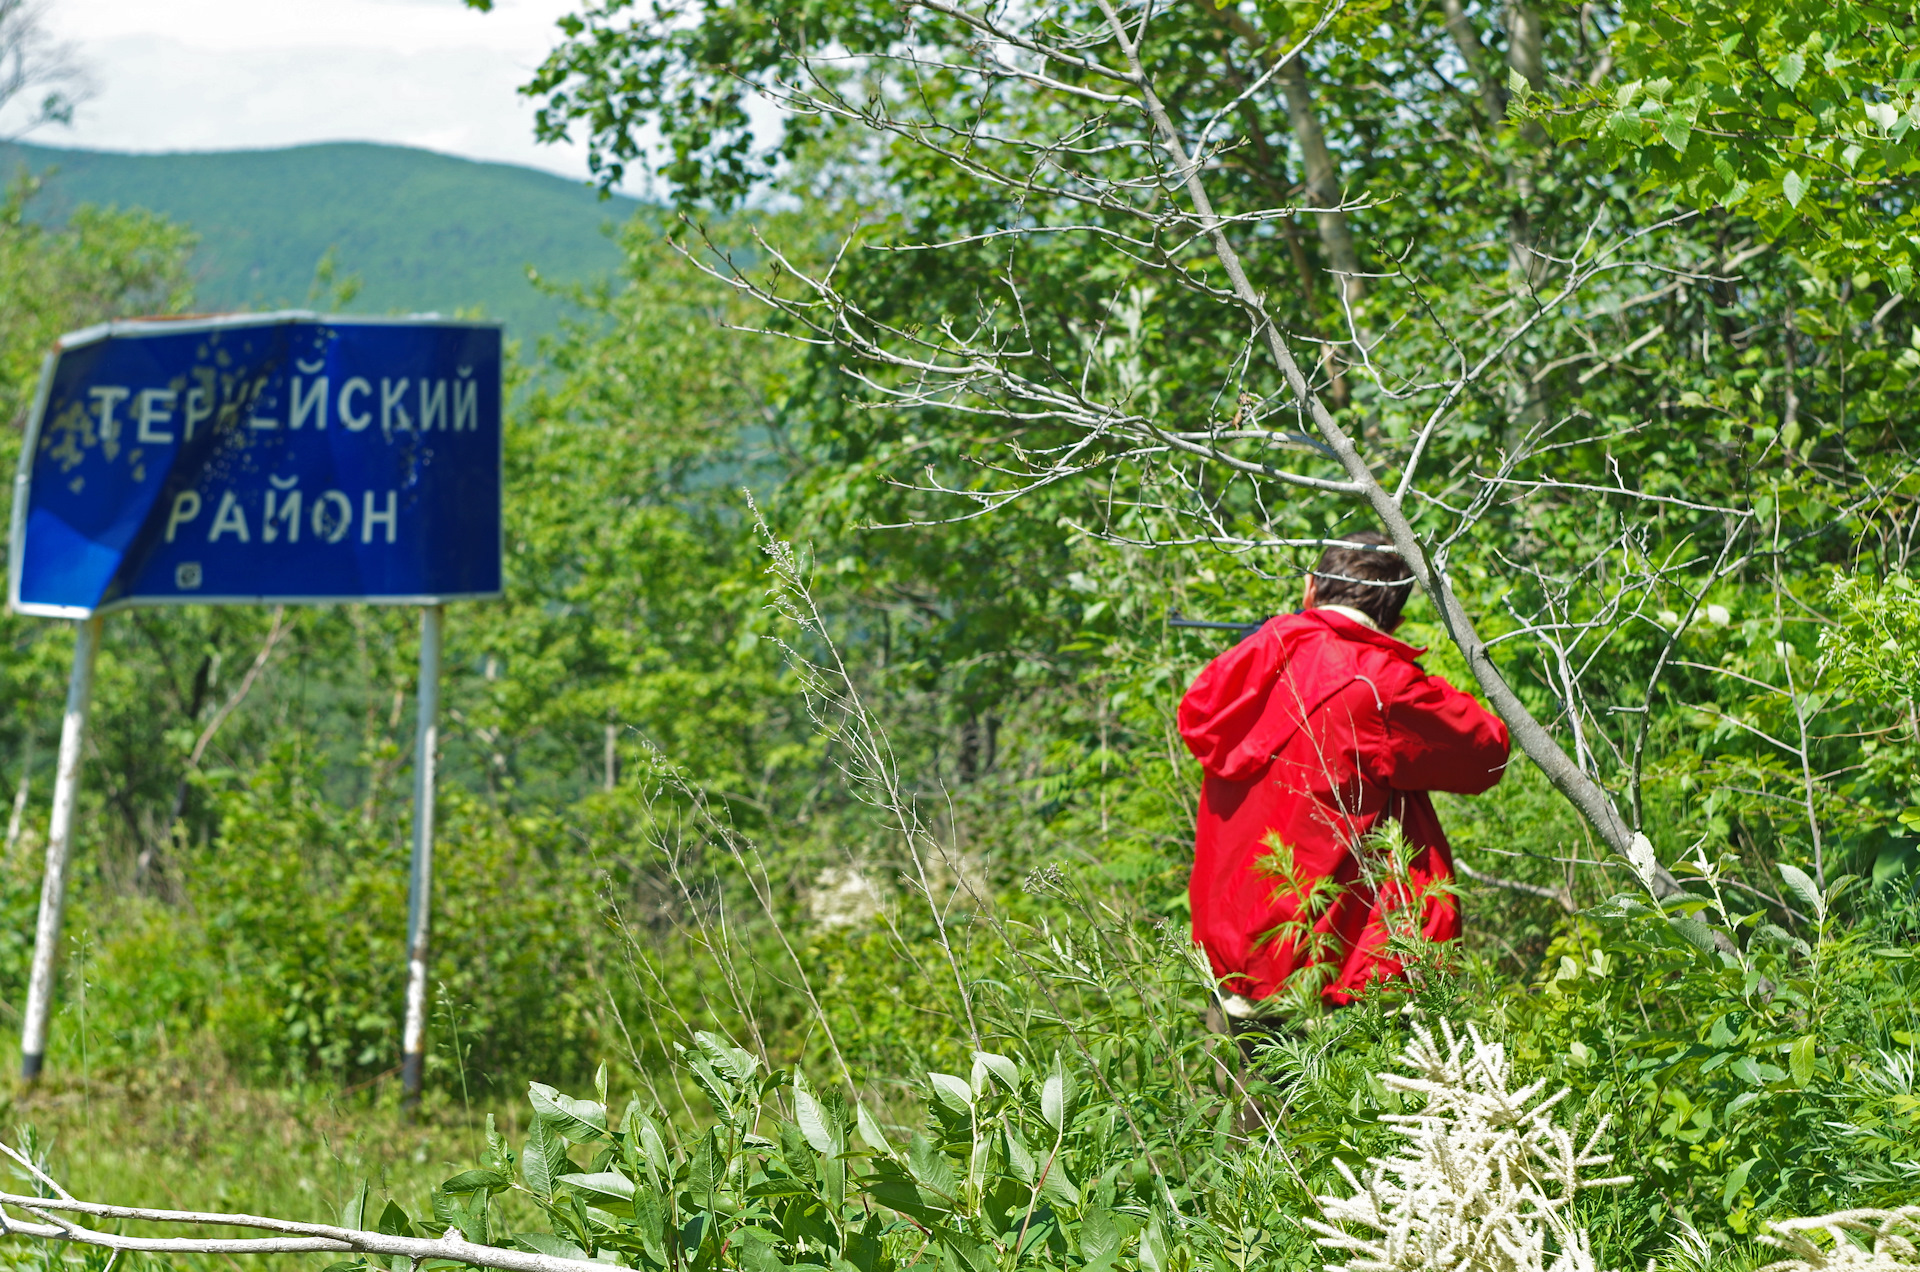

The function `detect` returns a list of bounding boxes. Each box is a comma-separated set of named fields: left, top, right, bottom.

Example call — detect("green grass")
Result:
left=0, top=142, right=645, bottom=338
left=0, top=1053, right=529, bottom=1272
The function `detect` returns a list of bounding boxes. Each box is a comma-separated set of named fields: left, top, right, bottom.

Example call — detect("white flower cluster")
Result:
left=1305, top=1020, right=1631, bottom=1272
left=1758, top=1208, right=1920, bottom=1271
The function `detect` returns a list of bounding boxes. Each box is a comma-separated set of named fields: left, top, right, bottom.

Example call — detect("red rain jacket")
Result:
left=1178, top=609, right=1510, bottom=1004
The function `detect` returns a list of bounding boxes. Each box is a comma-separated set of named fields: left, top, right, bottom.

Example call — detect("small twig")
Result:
left=1454, top=860, right=1575, bottom=913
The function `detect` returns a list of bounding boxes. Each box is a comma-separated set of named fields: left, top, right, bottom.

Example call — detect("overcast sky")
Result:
left=12, top=0, right=610, bottom=183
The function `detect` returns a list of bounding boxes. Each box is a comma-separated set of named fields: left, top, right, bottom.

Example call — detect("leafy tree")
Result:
left=1539, top=0, right=1920, bottom=290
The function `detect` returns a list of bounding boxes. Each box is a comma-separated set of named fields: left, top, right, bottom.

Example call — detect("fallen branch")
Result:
left=1455, top=859, right=1576, bottom=913
left=0, top=1190, right=606, bottom=1272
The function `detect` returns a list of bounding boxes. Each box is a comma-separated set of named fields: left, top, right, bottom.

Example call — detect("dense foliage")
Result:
left=2, top=0, right=1920, bottom=1266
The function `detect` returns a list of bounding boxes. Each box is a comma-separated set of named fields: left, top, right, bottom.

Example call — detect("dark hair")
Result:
left=1311, top=530, right=1415, bottom=629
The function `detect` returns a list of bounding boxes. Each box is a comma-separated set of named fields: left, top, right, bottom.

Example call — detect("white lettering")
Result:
left=381, top=378, right=412, bottom=439
left=208, top=491, right=250, bottom=543
left=453, top=379, right=477, bottom=432
left=339, top=378, right=372, bottom=431
left=184, top=387, right=211, bottom=442
left=419, top=379, right=447, bottom=432
left=135, top=390, right=176, bottom=444
left=291, top=376, right=328, bottom=430
left=90, top=386, right=130, bottom=456
left=164, top=491, right=201, bottom=542
left=249, top=413, right=278, bottom=430
left=362, top=489, right=397, bottom=544
left=313, top=490, right=352, bottom=543
left=264, top=490, right=302, bottom=543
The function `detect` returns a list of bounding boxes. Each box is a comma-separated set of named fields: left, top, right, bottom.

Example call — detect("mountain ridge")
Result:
left=0, top=140, right=644, bottom=338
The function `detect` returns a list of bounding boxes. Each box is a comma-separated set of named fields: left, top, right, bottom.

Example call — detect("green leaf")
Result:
left=1778, top=863, right=1823, bottom=918
left=1003, top=1123, right=1036, bottom=1184
left=846, top=1227, right=887, bottom=1272
left=906, top=1132, right=957, bottom=1201
left=869, top=1160, right=947, bottom=1222
left=733, top=1229, right=784, bottom=1272
left=521, top=1115, right=570, bottom=1199
left=1138, top=1211, right=1170, bottom=1272
left=688, top=1127, right=726, bottom=1198
left=1731, top=1056, right=1788, bottom=1086
left=514, top=1232, right=589, bottom=1262
left=1662, top=108, right=1693, bottom=152
left=637, top=1112, right=671, bottom=1181
left=340, top=1180, right=372, bottom=1231
left=855, top=1102, right=893, bottom=1155
left=971, top=1050, right=1020, bottom=1094
left=1667, top=915, right=1721, bottom=956
left=1038, top=1156, right=1080, bottom=1209
left=928, top=1072, right=973, bottom=1112
left=1720, top=1156, right=1759, bottom=1210
left=1775, top=50, right=1806, bottom=87
left=1609, top=111, right=1644, bottom=141
left=1081, top=1207, right=1123, bottom=1269
left=794, top=1082, right=841, bottom=1157
left=1041, top=1064, right=1067, bottom=1132
left=529, top=1082, right=608, bottom=1142
left=557, top=1170, right=637, bottom=1204
left=631, top=1189, right=668, bottom=1264
left=1790, top=1035, right=1817, bottom=1086
left=939, top=1233, right=994, bottom=1272
left=692, top=1031, right=761, bottom=1086
left=1783, top=169, right=1809, bottom=208
left=687, top=1056, right=735, bottom=1117
left=376, top=1200, right=413, bottom=1238
left=485, top=1114, right=513, bottom=1177
left=439, top=1169, right=507, bottom=1195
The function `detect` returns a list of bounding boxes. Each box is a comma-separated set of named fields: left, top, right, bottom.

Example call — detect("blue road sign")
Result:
left=8, top=312, right=502, bottom=617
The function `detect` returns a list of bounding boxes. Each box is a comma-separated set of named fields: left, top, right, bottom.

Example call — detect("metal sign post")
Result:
left=19, top=615, right=102, bottom=1079
left=400, top=604, right=442, bottom=1108
left=8, top=312, right=501, bottom=1089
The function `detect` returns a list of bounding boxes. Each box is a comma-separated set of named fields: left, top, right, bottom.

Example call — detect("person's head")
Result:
left=1303, top=530, right=1415, bottom=631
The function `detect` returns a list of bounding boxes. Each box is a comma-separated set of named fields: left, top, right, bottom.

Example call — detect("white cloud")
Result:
left=13, top=0, right=611, bottom=182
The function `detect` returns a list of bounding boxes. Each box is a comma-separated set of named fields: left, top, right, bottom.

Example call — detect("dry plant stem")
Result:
left=0, top=1190, right=609, bottom=1272
left=680, top=772, right=856, bottom=1085
left=1088, top=0, right=1647, bottom=863
left=1629, top=527, right=1742, bottom=829
left=188, top=607, right=290, bottom=770
left=751, top=528, right=1246, bottom=1171
left=1773, top=551, right=1827, bottom=889
left=751, top=497, right=983, bottom=1049
left=654, top=800, right=774, bottom=1062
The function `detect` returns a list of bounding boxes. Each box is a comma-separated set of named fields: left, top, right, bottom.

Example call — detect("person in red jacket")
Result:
left=1178, top=531, right=1509, bottom=1024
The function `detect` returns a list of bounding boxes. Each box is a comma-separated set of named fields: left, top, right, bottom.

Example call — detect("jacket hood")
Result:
left=1177, top=609, right=1425, bottom=781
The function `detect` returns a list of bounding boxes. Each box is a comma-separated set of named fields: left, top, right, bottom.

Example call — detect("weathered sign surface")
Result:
left=10, top=312, right=502, bottom=616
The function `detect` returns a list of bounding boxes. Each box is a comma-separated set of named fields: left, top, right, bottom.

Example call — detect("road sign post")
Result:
left=400, top=604, right=442, bottom=1108
left=19, top=614, right=101, bottom=1079
left=8, top=312, right=501, bottom=1088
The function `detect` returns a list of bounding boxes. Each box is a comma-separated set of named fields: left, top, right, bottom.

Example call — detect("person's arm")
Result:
left=1379, top=670, right=1511, bottom=794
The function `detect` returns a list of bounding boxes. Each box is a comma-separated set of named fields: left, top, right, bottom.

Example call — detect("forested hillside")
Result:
left=0, top=141, right=637, bottom=334
left=0, top=0, right=1917, bottom=1268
